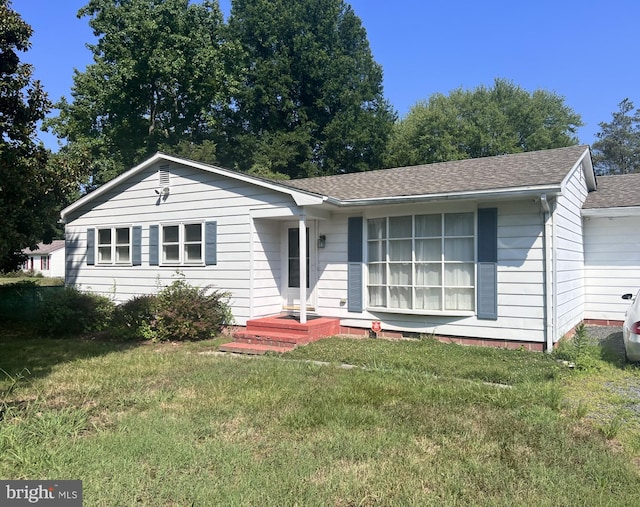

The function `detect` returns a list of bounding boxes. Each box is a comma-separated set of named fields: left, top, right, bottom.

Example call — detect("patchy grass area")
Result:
left=0, top=275, right=63, bottom=286
left=2, top=325, right=640, bottom=506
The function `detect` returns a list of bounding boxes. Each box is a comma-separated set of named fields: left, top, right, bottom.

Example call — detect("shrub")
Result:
left=153, top=279, right=232, bottom=342
left=110, top=295, right=159, bottom=341
left=553, top=323, right=601, bottom=371
left=38, top=287, right=115, bottom=337
left=109, top=279, right=233, bottom=342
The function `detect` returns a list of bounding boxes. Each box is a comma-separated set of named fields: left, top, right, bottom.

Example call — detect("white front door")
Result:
left=282, top=220, right=316, bottom=311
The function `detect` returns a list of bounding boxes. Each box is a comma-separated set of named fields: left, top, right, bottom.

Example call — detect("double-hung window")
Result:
left=97, top=227, right=131, bottom=264
left=161, top=223, right=203, bottom=264
left=367, top=213, right=475, bottom=313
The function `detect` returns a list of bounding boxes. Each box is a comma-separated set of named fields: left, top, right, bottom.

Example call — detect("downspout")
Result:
left=299, top=213, right=307, bottom=324
left=248, top=217, right=255, bottom=319
left=541, top=195, right=554, bottom=352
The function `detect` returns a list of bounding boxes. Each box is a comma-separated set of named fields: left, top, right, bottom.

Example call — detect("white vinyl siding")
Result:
left=317, top=201, right=546, bottom=343
left=250, top=218, right=283, bottom=317
left=584, top=214, right=640, bottom=322
left=64, top=162, right=304, bottom=325
left=554, top=162, right=590, bottom=339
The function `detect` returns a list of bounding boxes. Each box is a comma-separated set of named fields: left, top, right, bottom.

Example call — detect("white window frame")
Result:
left=366, top=212, right=477, bottom=316
left=159, top=222, right=205, bottom=266
left=96, top=226, right=133, bottom=265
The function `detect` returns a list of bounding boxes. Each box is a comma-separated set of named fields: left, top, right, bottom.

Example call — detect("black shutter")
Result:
left=348, top=217, right=363, bottom=312
left=149, top=225, right=159, bottom=266
left=205, top=221, right=217, bottom=265
left=86, top=228, right=95, bottom=265
left=132, top=226, right=142, bottom=266
left=477, top=208, right=498, bottom=320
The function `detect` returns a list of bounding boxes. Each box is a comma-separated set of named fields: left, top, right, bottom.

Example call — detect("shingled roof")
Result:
left=23, top=240, right=65, bottom=255
left=282, top=145, right=592, bottom=202
left=583, top=173, right=640, bottom=209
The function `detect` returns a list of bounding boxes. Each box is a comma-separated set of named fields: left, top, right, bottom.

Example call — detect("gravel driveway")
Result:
left=585, top=324, right=624, bottom=355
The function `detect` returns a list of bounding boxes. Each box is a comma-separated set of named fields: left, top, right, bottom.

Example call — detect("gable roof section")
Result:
left=61, top=146, right=595, bottom=220
left=283, top=145, right=594, bottom=204
left=60, top=152, right=325, bottom=221
left=583, top=173, right=640, bottom=216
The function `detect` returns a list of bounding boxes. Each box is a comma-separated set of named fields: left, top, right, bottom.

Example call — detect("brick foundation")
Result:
left=582, top=319, right=623, bottom=327
left=337, top=325, right=544, bottom=351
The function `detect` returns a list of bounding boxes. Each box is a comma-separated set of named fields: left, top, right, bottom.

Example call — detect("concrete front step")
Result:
left=218, top=341, right=296, bottom=355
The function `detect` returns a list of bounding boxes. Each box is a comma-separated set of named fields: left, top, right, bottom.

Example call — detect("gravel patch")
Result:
left=584, top=326, right=640, bottom=415
left=585, top=325, right=623, bottom=346
left=585, top=325, right=626, bottom=358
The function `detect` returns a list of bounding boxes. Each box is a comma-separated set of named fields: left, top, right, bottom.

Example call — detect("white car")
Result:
left=622, top=291, right=640, bottom=362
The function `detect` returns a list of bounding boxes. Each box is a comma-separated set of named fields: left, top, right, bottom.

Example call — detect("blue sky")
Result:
left=15, top=0, right=640, bottom=152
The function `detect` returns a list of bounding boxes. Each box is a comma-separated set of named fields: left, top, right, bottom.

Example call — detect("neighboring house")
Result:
left=61, top=145, right=629, bottom=352
left=22, top=240, right=66, bottom=278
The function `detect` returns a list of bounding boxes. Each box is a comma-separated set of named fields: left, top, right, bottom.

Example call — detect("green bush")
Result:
left=110, top=295, right=159, bottom=341
left=38, top=287, right=115, bottom=337
left=110, top=280, right=232, bottom=342
left=153, top=279, right=232, bottom=342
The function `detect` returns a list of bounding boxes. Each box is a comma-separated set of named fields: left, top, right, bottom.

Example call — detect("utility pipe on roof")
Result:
left=541, top=194, right=554, bottom=352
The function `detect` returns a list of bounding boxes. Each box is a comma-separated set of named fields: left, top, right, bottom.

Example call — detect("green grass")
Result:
left=2, top=326, right=640, bottom=506
left=0, top=275, right=64, bottom=286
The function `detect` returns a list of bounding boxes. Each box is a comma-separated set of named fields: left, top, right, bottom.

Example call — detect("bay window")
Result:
left=367, top=213, right=475, bottom=312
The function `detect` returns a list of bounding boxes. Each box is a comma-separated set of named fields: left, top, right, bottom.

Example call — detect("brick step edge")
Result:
left=218, top=342, right=295, bottom=355
left=233, top=332, right=315, bottom=345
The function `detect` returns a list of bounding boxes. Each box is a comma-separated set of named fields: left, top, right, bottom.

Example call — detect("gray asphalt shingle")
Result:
left=583, top=173, right=640, bottom=209
left=282, top=145, right=591, bottom=201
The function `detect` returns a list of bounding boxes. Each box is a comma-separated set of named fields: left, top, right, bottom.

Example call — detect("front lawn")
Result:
left=0, top=275, right=64, bottom=286
left=1, top=327, right=639, bottom=506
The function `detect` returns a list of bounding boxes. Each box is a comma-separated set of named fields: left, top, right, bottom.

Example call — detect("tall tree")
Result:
left=0, top=0, right=69, bottom=271
left=592, top=98, right=640, bottom=175
left=385, top=79, right=583, bottom=167
left=48, top=0, right=235, bottom=188
left=222, top=0, right=395, bottom=178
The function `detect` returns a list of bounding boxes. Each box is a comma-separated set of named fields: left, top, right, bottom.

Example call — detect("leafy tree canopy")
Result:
left=47, top=0, right=236, bottom=189
left=222, top=0, right=395, bottom=178
left=592, top=98, right=640, bottom=175
left=0, top=0, right=74, bottom=271
left=384, top=78, right=583, bottom=167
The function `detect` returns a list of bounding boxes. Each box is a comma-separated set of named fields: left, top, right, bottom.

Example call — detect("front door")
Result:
left=283, top=221, right=316, bottom=311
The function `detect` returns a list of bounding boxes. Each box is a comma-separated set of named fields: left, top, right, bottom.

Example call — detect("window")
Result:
left=367, top=213, right=475, bottom=312
left=41, top=256, right=50, bottom=271
left=161, top=223, right=203, bottom=264
left=97, top=227, right=131, bottom=264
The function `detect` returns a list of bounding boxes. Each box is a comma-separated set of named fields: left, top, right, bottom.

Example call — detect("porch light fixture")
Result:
left=317, top=234, right=326, bottom=248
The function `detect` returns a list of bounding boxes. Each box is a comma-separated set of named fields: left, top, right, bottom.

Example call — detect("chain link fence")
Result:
left=0, top=284, right=65, bottom=322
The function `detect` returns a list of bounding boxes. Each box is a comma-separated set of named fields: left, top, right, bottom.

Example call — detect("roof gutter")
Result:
left=324, top=185, right=563, bottom=207
left=582, top=206, right=640, bottom=218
